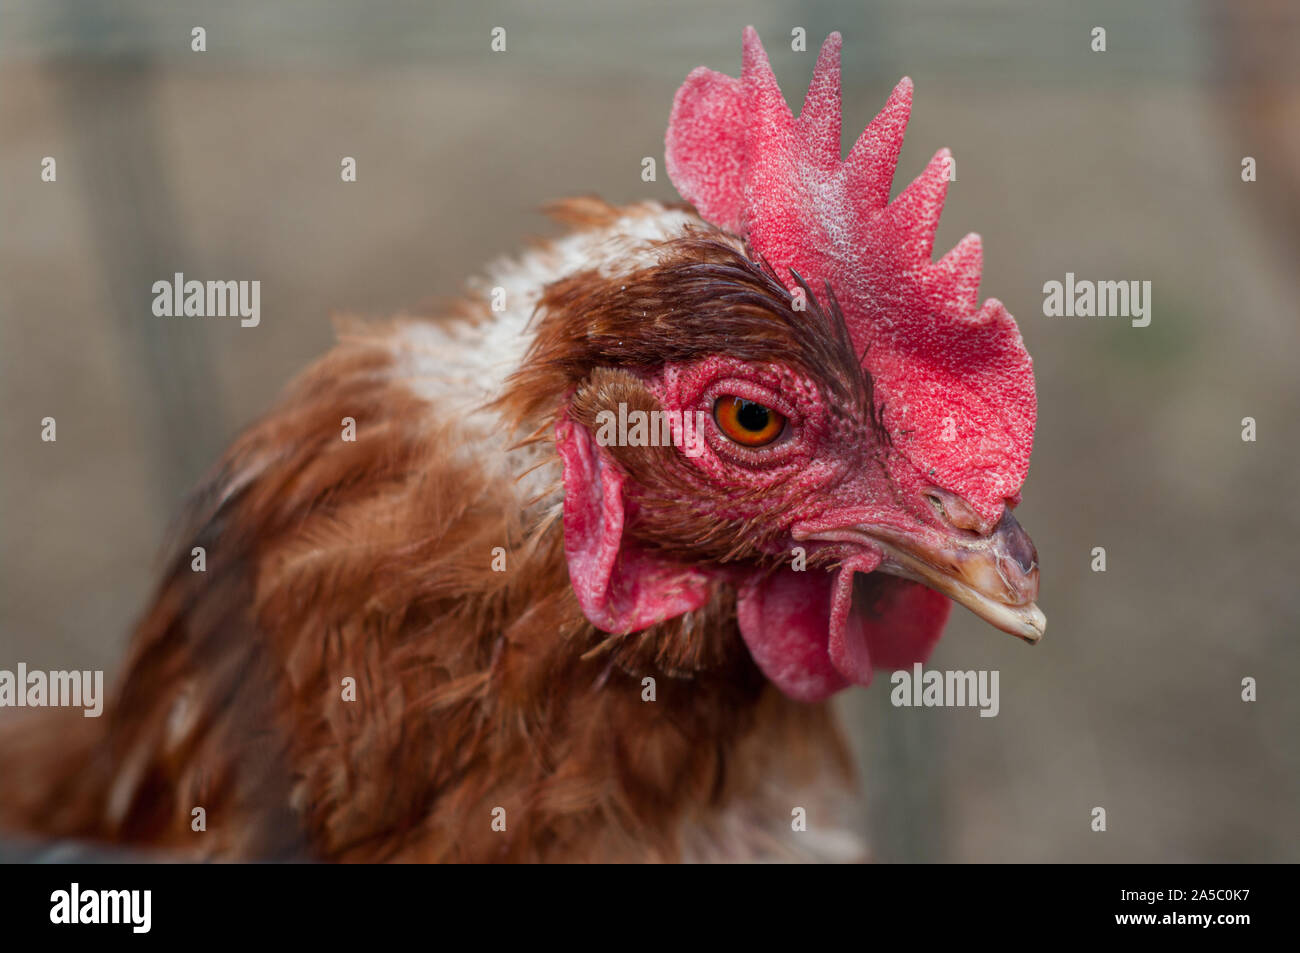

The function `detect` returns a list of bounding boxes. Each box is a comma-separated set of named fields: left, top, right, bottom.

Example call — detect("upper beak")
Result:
left=797, top=502, right=1046, bottom=643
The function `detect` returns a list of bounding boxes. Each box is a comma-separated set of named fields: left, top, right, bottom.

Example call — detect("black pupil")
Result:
left=734, top=399, right=770, bottom=432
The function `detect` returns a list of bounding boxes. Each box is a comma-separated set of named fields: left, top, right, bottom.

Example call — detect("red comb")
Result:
left=665, top=28, right=1036, bottom=523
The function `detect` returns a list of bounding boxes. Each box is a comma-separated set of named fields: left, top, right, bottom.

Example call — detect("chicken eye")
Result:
left=713, top=396, right=786, bottom=447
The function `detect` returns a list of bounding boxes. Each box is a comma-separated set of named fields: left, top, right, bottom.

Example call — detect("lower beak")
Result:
left=800, top=510, right=1046, bottom=643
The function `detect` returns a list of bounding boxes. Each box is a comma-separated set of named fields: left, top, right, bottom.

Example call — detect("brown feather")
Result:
left=0, top=202, right=859, bottom=862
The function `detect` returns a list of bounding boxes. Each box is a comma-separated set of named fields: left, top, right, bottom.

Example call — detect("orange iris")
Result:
left=713, top=396, right=786, bottom=447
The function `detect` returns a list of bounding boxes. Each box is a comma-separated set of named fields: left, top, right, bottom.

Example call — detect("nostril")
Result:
left=926, top=489, right=985, bottom=532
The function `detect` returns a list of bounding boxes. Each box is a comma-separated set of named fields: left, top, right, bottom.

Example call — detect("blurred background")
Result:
left=1, top=0, right=1297, bottom=861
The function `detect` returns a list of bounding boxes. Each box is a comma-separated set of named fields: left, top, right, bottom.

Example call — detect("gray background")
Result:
left=1, top=0, right=1297, bottom=861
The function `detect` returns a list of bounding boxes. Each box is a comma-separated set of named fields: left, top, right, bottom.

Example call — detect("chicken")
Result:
left=0, top=28, right=1041, bottom=863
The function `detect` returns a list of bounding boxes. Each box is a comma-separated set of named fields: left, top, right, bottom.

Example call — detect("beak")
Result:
left=798, top=504, right=1046, bottom=643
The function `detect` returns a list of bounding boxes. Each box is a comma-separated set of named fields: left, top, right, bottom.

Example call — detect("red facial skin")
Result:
left=558, top=354, right=971, bottom=702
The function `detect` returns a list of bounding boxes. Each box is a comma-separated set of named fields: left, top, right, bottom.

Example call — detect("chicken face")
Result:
left=540, top=237, right=1040, bottom=702
left=527, top=27, right=1042, bottom=702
